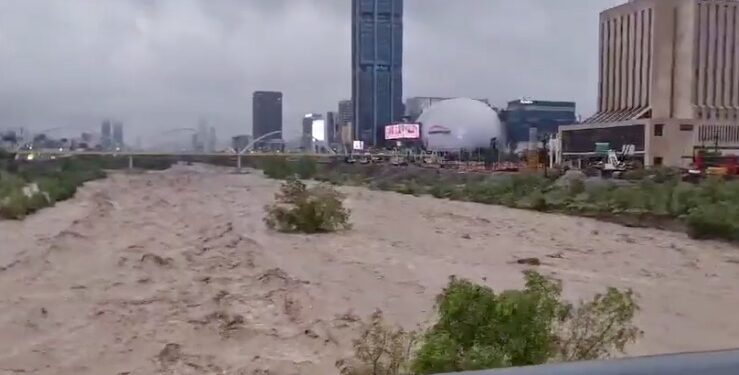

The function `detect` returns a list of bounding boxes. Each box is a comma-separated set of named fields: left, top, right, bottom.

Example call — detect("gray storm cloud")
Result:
left=0, top=0, right=622, bottom=144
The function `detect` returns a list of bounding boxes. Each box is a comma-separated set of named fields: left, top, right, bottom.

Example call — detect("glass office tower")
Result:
left=351, top=0, right=404, bottom=146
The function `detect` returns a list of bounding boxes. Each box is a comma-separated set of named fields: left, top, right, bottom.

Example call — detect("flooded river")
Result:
left=1, top=164, right=738, bottom=374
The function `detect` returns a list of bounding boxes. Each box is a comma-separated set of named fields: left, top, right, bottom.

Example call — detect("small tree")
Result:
left=341, top=310, right=416, bottom=375
left=264, top=178, right=351, bottom=233
left=338, top=271, right=642, bottom=375
left=412, top=271, right=564, bottom=373
left=410, top=272, right=641, bottom=374
left=555, top=287, right=642, bottom=361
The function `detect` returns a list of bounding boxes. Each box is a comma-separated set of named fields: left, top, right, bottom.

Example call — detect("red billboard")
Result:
left=385, top=123, right=421, bottom=140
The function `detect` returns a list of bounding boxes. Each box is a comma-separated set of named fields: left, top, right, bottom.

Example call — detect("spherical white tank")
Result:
left=418, top=98, right=505, bottom=151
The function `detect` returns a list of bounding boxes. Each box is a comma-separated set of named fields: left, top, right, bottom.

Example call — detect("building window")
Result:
left=654, top=124, right=664, bottom=136
left=653, top=157, right=663, bottom=166
left=679, top=124, right=694, bottom=131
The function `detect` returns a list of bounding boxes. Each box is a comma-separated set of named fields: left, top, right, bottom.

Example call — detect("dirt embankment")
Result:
left=1, top=164, right=739, bottom=374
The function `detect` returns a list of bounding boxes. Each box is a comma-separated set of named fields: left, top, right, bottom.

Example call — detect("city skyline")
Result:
left=0, top=0, right=622, bottom=141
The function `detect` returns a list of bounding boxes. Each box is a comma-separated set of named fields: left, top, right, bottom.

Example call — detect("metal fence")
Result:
left=439, top=349, right=739, bottom=375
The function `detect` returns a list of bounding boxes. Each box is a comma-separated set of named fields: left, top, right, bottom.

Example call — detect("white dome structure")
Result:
left=418, top=98, right=505, bottom=151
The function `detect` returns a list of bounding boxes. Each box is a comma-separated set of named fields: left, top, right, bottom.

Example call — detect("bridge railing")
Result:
left=437, top=349, right=739, bottom=375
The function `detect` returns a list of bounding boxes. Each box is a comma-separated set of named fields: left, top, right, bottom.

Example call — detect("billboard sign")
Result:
left=311, top=119, right=326, bottom=141
left=384, top=123, right=421, bottom=140
left=352, top=140, right=364, bottom=150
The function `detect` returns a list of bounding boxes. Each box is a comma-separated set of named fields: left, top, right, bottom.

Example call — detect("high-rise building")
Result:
left=208, top=126, right=217, bottom=152
left=252, top=91, right=283, bottom=146
left=302, top=113, right=322, bottom=150
left=338, top=100, right=353, bottom=126
left=112, top=122, right=123, bottom=148
left=559, top=0, right=739, bottom=168
left=352, top=0, right=404, bottom=146
left=337, top=100, right=354, bottom=143
left=101, top=120, right=112, bottom=150
left=326, top=111, right=338, bottom=144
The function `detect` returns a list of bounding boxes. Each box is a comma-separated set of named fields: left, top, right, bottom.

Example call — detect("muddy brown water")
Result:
left=1, top=164, right=738, bottom=374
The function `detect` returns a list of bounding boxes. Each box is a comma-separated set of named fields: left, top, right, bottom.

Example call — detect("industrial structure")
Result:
left=252, top=91, right=283, bottom=148
left=351, top=0, right=404, bottom=146
left=559, top=0, right=739, bottom=168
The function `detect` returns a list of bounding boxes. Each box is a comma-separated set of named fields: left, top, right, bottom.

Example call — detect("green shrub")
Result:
left=428, top=183, right=457, bottom=199
left=686, top=203, right=739, bottom=241
left=412, top=272, right=563, bottom=373
left=294, top=156, right=318, bottom=179
left=0, top=191, right=29, bottom=219
left=0, top=172, right=25, bottom=197
left=25, top=193, right=49, bottom=213
left=394, top=181, right=424, bottom=196
left=264, top=178, right=351, bottom=233
left=409, top=271, right=640, bottom=374
left=565, top=178, right=586, bottom=196
left=261, top=156, right=294, bottom=179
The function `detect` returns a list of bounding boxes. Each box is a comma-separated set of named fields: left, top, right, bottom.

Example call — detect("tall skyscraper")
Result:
left=252, top=91, right=283, bottom=146
left=112, top=122, right=123, bottom=148
left=351, top=0, right=404, bottom=146
left=101, top=120, right=112, bottom=150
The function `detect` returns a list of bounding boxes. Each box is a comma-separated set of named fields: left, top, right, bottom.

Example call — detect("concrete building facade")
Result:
left=560, top=0, right=739, bottom=167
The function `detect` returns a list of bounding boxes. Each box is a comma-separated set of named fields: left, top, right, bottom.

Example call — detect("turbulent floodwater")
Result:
left=1, top=164, right=739, bottom=374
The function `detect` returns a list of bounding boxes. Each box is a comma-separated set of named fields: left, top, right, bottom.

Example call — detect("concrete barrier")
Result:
left=438, top=349, right=739, bottom=375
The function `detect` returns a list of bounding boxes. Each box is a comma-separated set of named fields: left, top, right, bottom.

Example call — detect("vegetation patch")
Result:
left=0, top=155, right=175, bottom=220
left=264, top=178, right=351, bottom=233
left=260, top=155, right=319, bottom=180
left=291, top=162, right=739, bottom=243
left=344, top=271, right=641, bottom=375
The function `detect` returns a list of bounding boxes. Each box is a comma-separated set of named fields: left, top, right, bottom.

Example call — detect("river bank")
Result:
left=262, top=159, right=739, bottom=242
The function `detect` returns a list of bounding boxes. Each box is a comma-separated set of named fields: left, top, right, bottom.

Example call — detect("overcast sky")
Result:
left=0, top=0, right=623, bottom=144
